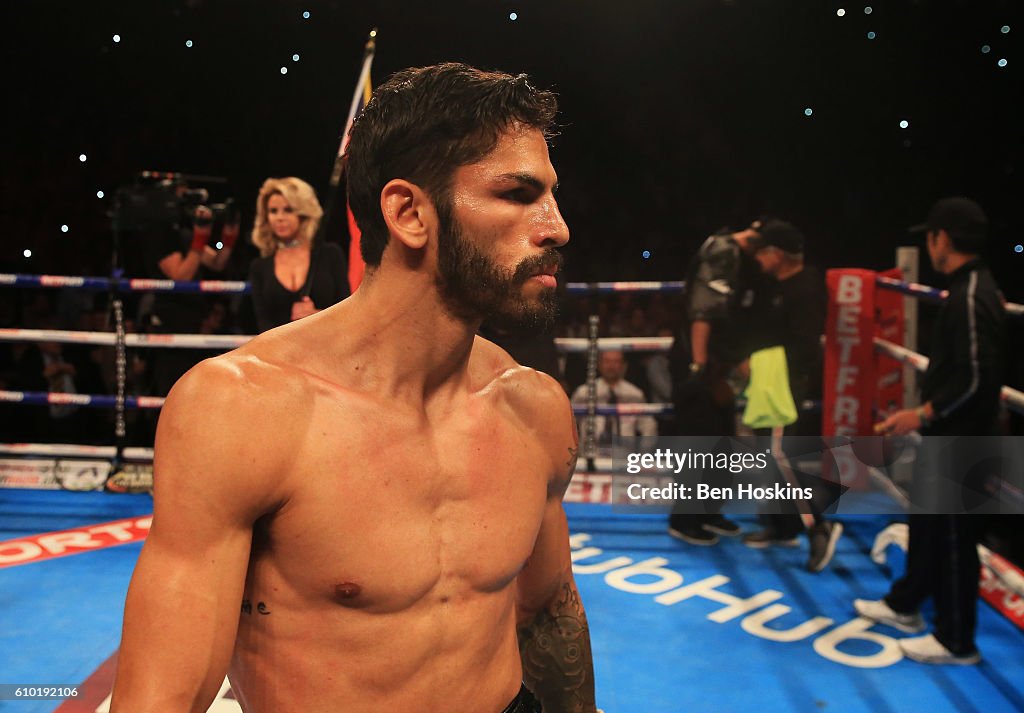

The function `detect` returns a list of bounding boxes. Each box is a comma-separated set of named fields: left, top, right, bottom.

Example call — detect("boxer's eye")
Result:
left=502, top=189, right=532, bottom=203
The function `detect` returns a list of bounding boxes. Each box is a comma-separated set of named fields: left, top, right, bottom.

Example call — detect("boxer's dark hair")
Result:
left=345, top=62, right=558, bottom=267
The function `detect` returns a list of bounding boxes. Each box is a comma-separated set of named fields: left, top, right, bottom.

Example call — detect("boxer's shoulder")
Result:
left=164, top=345, right=326, bottom=448
left=472, top=335, right=566, bottom=410
left=155, top=353, right=302, bottom=513
left=471, top=336, right=574, bottom=473
left=189, top=346, right=312, bottom=397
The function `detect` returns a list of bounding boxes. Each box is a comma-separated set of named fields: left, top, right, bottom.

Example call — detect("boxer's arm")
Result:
left=516, top=385, right=597, bottom=713
left=517, top=502, right=597, bottom=713
left=112, top=359, right=284, bottom=713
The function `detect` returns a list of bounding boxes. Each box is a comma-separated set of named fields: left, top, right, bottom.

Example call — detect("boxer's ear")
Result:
left=380, top=180, right=436, bottom=251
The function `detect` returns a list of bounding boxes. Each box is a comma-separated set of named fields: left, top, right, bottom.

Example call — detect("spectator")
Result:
left=248, top=177, right=348, bottom=333
left=571, top=349, right=657, bottom=444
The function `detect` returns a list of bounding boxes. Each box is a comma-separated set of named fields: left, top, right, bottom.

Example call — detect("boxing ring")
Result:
left=2, top=258, right=1024, bottom=713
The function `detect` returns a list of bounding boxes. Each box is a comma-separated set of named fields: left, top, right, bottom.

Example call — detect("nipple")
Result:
left=335, top=582, right=362, bottom=599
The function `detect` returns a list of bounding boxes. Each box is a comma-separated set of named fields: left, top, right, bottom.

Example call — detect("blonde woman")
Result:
left=248, top=177, right=348, bottom=332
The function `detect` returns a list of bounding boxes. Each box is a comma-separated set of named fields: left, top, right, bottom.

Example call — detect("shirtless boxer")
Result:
left=111, top=63, right=597, bottom=713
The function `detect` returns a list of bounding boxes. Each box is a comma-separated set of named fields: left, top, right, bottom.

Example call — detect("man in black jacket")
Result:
left=667, top=222, right=766, bottom=545
left=740, top=220, right=843, bottom=573
left=855, top=197, right=1006, bottom=664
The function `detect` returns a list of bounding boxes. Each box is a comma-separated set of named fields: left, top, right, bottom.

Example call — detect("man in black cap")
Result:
left=854, top=197, right=1005, bottom=664
left=741, top=220, right=844, bottom=573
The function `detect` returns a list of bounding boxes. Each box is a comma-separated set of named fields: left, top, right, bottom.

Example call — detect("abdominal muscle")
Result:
left=228, top=579, right=524, bottom=713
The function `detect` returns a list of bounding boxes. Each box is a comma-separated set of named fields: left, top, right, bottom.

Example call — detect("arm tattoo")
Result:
left=518, top=581, right=597, bottom=713
left=565, top=446, right=579, bottom=483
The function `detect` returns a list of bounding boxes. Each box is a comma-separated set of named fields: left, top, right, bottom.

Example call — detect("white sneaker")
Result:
left=853, top=598, right=926, bottom=633
left=899, top=634, right=980, bottom=665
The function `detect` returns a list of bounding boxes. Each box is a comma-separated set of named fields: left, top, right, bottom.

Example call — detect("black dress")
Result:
left=248, top=242, right=349, bottom=333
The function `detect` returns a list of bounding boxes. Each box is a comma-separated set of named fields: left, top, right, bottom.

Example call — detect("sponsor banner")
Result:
left=0, top=458, right=62, bottom=489
left=198, top=280, right=247, bottom=293
left=127, top=279, right=175, bottom=291
left=874, top=268, right=905, bottom=417
left=566, top=472, right=612, bottom=504
left=48, top=392, right=93, bottom=406
left=823, top=269, right=877, bottom=438
left=134, top=333, right=173, bottom=344
left=0, top=458, right=112, bottom=491
left=136, top=396, right=166, bottom=409
left=57, top=460, right=112, bottom=490
left=41, top=275, right=85, bottom=288
left=0, top=515, right=152, bottom=569
left=979, top=546, right=1024, bottom=631
left=823, top=269, right=898, bottom=489
left=570, top=532, right=904, bottom=668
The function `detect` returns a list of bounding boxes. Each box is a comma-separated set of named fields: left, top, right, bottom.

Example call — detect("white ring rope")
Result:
left=565, top=281, right=685, bottom=293
left=0, top=443, right=153, bottom=460
left=875, top=275, right=1024, bottom=317
left=556, top=337, right=673, bottom=353
left=874, top=337, right=1024, bottom=414
left=574, top=403, right=671, bottom=416
left=0, top=328, right=250, bottom=350
left=0, top=329, right=675, bottom=353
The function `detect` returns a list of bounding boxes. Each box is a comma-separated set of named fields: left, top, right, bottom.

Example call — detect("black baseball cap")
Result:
left=908, top=196, right=987, bottom=242
left=754, top=219, right=805, bottom=254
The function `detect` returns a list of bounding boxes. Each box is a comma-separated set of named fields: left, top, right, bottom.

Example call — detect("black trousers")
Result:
left=500, top=684, right=542, bottom=713
left=885, top=513, right=981, bottom=655
left=756, top=409, right=830, bottom=536
left=670, top=369, right=736, bottom=527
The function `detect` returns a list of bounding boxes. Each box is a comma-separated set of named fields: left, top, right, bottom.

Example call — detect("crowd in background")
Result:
left=0, top=281, right=682, bottom=443
left=2, top=277, right=1021, bottom=445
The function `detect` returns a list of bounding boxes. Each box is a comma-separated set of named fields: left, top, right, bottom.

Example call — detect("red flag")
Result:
left=339, top=32, right=375, bottom=292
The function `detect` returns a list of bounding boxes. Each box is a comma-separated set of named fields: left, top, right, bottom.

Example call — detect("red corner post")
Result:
left=822, top=268, right=904, bottom=488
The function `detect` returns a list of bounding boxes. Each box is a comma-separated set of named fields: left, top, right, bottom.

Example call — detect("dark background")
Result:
left=3, top=0, right=1020, bottom=288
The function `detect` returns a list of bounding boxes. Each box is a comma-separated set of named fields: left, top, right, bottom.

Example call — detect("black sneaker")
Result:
left=668, top=525, right=720, bottom=546
left=742, top=528, right=801, bottom=549
left=807, top=521, right=844, bottom=572
left=703, top=514, right=742, bottom=537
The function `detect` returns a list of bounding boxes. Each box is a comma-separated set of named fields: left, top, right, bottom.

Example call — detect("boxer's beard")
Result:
left=435, top=205, right=562, bottom=330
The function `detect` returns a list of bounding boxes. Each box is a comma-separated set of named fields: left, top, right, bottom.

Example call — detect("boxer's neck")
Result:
left=340, top=267, right=480, bottom=404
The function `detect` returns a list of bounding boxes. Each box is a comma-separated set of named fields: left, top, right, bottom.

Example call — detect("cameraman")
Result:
left=143, top=198, right=240, bottom=396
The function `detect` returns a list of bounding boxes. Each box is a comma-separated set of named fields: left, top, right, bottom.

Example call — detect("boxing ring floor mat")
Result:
left=1, top=491, right=1022, bottom=713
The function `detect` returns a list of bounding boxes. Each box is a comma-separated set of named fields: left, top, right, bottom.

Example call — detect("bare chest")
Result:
left=247, top=408, right=551, bottom=612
